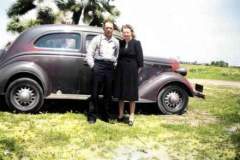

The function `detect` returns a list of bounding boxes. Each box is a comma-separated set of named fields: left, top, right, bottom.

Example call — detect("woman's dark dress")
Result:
left=114, top=39, right=143, bottom=101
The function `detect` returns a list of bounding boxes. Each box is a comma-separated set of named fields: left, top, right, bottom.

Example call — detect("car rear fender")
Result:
left=139, top=72, right=194, bottom=102
left=0, top=61, right=51, bottom=96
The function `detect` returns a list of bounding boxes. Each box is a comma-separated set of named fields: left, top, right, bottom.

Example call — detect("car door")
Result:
left=77, top=33, right=99, bottom=94
left=34, top=32, right=82, bottom=94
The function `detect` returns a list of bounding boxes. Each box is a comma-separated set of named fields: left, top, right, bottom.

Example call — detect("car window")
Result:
left=35, top=33, right=81, bottom=50
left=85, top=34, right=97, bottom=50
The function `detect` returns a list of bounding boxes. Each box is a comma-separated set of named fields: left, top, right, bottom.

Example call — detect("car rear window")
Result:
left=34, top=33, right=81, bottom=50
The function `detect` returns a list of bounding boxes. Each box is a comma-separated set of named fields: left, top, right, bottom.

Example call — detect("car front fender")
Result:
left=139, top=72, right=194, bottom=102
left=0, top=61, right=51, bottom=96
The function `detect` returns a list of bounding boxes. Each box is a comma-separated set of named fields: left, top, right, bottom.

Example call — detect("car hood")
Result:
left=144, top=56, right=178, bottom=65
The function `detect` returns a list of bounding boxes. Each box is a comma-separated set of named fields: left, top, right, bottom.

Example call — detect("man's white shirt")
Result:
left=86, top=35, right=119, bottom=68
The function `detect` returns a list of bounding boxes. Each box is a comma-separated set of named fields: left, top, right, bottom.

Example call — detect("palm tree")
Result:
left=7, top=0, right=120, bottom=33
left=55, top=0, right=120, bottom=27
left=7, top=0, right=56, bottom=33
left=7, top=0, right=36, bottom=17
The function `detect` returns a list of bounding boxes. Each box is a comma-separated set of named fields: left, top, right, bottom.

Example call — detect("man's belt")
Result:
left=95, top=59, right=114, bottom=64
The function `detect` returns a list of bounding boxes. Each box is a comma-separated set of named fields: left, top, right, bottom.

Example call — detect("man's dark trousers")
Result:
left=88, top=60, right=114, bottom=121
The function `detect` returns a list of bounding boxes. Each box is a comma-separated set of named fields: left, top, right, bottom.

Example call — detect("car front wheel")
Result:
left=157, top=85, right=189, bottom=115
left=5, top=78, right=44, bottom=113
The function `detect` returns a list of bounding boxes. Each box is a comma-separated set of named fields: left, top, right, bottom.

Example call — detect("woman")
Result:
left=114, top=24, right=143, bottom=126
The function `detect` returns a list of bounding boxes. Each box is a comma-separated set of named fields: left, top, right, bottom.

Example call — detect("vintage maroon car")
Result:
left=0, top=24, right=204, bottom=114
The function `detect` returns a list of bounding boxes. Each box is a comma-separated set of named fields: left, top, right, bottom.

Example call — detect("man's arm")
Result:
left=85, top=36, right=99, bottom=68
left=113, top=39, right=120, bottom=66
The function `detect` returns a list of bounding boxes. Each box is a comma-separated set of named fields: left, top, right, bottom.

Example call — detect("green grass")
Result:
left=181, top=64, right=240, bottom=81
left=0, top=85, right=239, bottom=159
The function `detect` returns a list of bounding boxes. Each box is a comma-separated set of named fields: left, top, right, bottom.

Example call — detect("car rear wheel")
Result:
left=5, top=78, right=44, bottom=113
left=157, top=85, right=188, bottom=115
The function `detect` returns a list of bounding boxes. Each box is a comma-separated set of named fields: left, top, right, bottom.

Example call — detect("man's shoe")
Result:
left=87, top=117, right=96, bottom=124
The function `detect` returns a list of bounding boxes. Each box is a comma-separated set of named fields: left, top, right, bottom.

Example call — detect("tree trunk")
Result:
left=73, top=8, right=83, bottom=24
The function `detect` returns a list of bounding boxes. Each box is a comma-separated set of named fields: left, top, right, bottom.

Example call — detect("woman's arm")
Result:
left=135, top=40, right=144, bottom=68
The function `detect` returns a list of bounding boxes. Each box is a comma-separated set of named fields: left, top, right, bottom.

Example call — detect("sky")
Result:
left=0, top=1, right=16, bottom=46
left=0, top=0, right=240, bottom=66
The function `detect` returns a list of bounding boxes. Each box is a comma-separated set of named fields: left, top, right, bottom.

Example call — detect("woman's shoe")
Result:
left=128, top=120, right=134, bottom=126
left=117, top=117, right=124, bottom=122
left=128, top=115, right=134, bottom=126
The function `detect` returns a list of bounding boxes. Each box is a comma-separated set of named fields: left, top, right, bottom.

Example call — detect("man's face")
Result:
left=103, top=22, right=114, bottom=38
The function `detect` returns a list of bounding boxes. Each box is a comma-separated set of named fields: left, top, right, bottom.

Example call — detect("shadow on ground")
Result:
left=43, top=100, right=161, bottom=116
left=0, top=96, right=161, bottom=116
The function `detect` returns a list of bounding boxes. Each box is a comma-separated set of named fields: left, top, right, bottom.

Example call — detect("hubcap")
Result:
left=15, top=87, right=35, bottom=106
left=164, top=91, right=182, bottom=109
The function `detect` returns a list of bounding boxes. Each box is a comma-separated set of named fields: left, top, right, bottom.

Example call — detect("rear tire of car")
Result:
left=157, top=85, right=189, bottom=115
left=5, top=78, right=44, bottom=113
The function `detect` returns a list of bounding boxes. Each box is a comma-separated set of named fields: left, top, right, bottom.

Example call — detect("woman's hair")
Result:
left=121, top=24, right=136, bottom=39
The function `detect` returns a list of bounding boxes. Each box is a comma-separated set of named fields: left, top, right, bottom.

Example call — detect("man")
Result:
left=86, top=20, right=119, bottom=124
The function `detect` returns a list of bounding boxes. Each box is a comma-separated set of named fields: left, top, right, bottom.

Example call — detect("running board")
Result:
left=46, top=94, right=156, bottom=103
left=46, top=94, right=90, bottom=100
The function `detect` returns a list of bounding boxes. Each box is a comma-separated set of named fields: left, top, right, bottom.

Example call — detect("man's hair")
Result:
left=103, top=19, right=114, bottom=27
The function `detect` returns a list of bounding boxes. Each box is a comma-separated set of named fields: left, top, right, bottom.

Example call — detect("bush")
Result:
left=211, top=61, right=229, bottom=67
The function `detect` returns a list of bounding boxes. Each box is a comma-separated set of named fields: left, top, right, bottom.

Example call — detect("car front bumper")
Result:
left=194, top=84, right=205, bottom=99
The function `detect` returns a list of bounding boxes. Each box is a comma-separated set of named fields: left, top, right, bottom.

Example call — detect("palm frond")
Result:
left=55, top=0, right=76, bottom=11
left=6, top=17, right=24, bottom=33
left=37, top=7, right=56, bottom=24
left=7, top=0, right=36, bottom=18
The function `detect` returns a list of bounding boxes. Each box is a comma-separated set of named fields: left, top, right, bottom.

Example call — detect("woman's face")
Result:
left=122, top=28, right=132, bottom=41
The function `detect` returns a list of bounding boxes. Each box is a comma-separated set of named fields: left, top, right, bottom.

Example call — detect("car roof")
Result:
left=6, top=24, right=121, bottom=55
left=25, top=24, right=121, bottom=37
